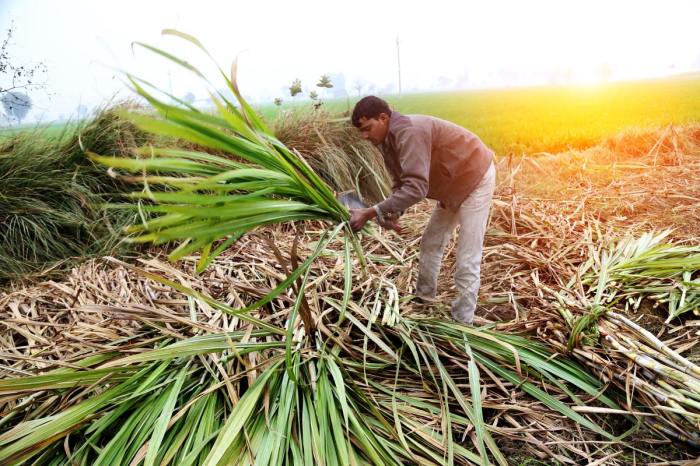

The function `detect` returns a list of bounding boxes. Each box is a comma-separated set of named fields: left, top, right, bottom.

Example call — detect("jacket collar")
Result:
left=388, top=110, right=404, bottom=134
left=380, top=110, right=404, bottom=153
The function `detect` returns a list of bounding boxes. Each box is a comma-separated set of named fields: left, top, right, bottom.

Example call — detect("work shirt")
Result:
left=375, top=111, right=494, bottom=217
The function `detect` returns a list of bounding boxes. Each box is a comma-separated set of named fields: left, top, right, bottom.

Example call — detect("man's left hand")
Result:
left=349, top=207, right=376, bottom=231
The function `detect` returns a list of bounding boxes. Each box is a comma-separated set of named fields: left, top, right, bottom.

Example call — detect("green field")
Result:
left=392, top=76, right=700, bottom=154
left=279, top=74, right=700, bottom=155
left=6, top=74, right=700, bottom=156
left=0, top=120, right=81, bottom=141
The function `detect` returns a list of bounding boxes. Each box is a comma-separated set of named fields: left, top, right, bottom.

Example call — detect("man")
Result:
left=349, top=96, right=495, bottom=325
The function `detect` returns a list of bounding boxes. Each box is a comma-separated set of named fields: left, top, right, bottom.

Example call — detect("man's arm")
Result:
left=350, top=126, right=430, bottom=232
left=388, top=170, right=402, bottom=193
left=374, top=126, right=431, bottom=217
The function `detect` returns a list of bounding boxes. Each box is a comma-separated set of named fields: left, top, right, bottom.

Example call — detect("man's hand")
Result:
left=382, top=218, right=403, bottom=235
left=380, top=212, right=403, bottom=234
left=350, top=207, right=403, bottom=234
left=349, top=207, right=376, bottom=231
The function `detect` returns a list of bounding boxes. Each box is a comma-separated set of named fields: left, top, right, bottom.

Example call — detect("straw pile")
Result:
left=0, top=233, right=631, bottom=464
left=273, top=109, right=391, bottom=204
left=0, top=106, right=149, bottom=283
left=486, top=123, right=700, bottom=453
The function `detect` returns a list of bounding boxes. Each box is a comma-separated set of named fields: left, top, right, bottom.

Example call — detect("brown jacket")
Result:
left=375, top=111, right=494, bottom=215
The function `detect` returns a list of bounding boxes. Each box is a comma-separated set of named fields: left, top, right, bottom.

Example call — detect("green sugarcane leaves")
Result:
left=91, top=30, right=351, bottom=277
left=572, top=230, right=700, bottom=322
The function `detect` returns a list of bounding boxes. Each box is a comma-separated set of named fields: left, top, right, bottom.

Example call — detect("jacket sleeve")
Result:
left=389, top=173, right=402, bottom=193
left=375, top=126, right=431, bottom=216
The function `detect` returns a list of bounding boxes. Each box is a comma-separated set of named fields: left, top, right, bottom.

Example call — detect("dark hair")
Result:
left=351, top=95, right=392, bottom=127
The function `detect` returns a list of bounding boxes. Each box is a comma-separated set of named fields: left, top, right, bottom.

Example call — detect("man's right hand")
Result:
left=379, top=213, right=403, bottom=235
left=384, top=219, right=403, bottom=235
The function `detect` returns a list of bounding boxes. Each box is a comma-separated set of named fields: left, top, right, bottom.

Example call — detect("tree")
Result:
left=353, top=79, right=366, bottom=97
left=309, top=90, right=322, bottom=110
left=289, top=79, right=302, bottom=98
left=0, top=22, right=47, bottom=98
left=316, top=74, right=333, bottom=89
left=1, top=91, right=31, bottom=123
left=314, top=74, right=333, bottom=106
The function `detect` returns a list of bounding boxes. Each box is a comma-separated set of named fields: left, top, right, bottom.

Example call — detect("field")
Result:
left=0, top=120, right=80, bottom=140
left=8, top=74, right=700, bottom=156
left=387, top=75, right=700, bottom=154
left=1, top=60, right=700, bottom=465
left=265, top=74, right=700, bottom=155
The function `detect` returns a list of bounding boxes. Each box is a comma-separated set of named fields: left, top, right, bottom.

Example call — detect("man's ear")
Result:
left=378, top=112, right=390, bottom=123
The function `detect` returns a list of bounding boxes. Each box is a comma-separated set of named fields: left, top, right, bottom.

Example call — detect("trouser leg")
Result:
left=415, top=204, right=458, bottom=298
left=451, top=163, right=496, bottom=323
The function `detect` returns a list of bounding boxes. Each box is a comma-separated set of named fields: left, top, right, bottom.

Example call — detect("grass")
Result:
left=264, top=74, right=700, bottom=155
left=0, top=107, right=149, bottom=282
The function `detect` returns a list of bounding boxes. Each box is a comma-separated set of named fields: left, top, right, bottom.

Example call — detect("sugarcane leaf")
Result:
left=203, top=362, right=280, bottom=466
left=476, top=355, right=615, bottom=439
left=144, top=367, right=187, bottom=466
left=338, top=234, right=352, bottom=324
left=464, top=340, right=493, bottom=466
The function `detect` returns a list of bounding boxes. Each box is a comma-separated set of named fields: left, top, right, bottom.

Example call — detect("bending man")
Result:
left=349, top=96, right=496, bottom=325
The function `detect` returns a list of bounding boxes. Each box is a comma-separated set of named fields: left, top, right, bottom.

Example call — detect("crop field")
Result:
left=387, top=76, right=700, bottom=154
left=285, top=74, right=700, bottom=155
left=0, top=120, right=79, bottom=139
left=9, top=75, right=700, bottom=156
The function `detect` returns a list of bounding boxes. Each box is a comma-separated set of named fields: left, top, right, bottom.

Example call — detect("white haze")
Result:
left=1, top=0, right=699, bottom=123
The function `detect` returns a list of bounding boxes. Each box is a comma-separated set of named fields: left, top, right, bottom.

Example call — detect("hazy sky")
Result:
left=2, top=0, right=699, bottom=123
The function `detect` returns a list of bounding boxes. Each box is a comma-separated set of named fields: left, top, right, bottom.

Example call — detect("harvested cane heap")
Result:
left=0, top=31, right=699, bottom=465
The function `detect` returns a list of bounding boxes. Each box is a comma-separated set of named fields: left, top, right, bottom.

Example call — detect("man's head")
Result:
left=351, top=95, right=391, bottom=146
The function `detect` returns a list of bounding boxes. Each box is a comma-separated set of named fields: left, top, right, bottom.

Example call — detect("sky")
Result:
left=1, top=0, right=700, bottom=124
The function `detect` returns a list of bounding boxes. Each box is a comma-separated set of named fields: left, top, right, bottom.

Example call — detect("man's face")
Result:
left=357, top=113, right=390, bottom=146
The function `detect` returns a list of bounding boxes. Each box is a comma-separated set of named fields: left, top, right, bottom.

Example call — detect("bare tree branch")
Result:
left=0, top=21, right=48, bottom=97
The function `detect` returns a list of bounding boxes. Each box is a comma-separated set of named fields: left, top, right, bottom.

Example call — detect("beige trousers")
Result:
left=415, top=162, right=496, bottom=323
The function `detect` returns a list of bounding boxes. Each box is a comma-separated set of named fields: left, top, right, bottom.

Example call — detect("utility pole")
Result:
left=396, top=36, right=402, bottom=95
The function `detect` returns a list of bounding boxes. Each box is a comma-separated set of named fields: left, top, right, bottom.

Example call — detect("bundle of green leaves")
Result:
left=88, top=30, right=354, bottom=276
